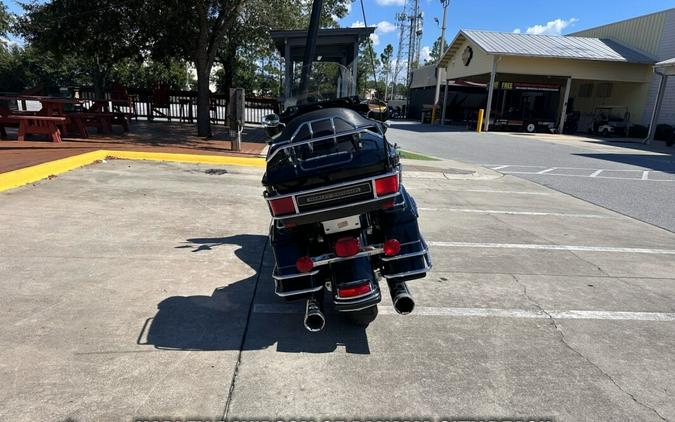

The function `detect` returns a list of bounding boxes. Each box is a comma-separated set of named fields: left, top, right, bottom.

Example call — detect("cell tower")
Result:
left=392, top=0, right=423, bottom=101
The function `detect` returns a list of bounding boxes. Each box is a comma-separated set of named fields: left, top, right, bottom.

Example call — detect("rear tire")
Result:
left=525, top=123, right=536, bottom=133
left=345, top=305, right=378, bottom=326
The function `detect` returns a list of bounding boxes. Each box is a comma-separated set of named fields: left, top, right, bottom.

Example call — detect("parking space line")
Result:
left=536, top=167, right=557, bottom=174
left=419, top=208, right=612, bottom=218
left=491, top=165, right=511, bottom=170
left=253, top=304, right=675, bottom=322
left=428, top=241, right=675, bottom=255
left=590, top=169, right=603, bottom=177
left=642, top=171, right=649, bottom=180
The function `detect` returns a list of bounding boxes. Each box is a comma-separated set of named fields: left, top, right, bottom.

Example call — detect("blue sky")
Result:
left=339, top=0, right=675, bottom=59
left=3, top=0, right=675, bottom=57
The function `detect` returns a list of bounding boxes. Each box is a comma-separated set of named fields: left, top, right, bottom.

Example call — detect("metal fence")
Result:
left=75, top=87, right=279, bottom=125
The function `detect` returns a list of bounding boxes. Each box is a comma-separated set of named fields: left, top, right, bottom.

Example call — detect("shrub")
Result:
left=655, top=124, right=674, bottom=141
left=628, top=124, right=648, bottom=138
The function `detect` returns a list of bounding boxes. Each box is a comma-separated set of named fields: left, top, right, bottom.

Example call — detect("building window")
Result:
left=597, top=83, right=613, bottom=98
left=579, top=83, right=593, bottom=98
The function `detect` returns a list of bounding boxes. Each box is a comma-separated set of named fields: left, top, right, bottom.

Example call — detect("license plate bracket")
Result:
left=321, top=215, right=361, bottom=234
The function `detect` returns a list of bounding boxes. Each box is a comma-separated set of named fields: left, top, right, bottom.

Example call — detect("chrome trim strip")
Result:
left=383, top=255, right=432, bottom=280
left=272, top=267, right=320, bottom=280
left=313, top=245, right=385, bottom=267
left=274, top=279, right=323, bottom=297
left=267, top=126, right=383, bottom=162
left=380, top=249, right=428, bottom=262
left=265, top=169, right=399, bottom=201
left=272, top=192, right=400, bottom=221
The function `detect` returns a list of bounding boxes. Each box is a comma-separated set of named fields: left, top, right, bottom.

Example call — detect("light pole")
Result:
left=433, top=0, right=450, bottom=123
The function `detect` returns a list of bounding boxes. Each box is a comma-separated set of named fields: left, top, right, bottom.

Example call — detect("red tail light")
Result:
left=269, top=196, right=295, bottom=216
left=337, top=282, right=372, bottom=298
left=334, top=237, right=361, bottom=257
left=383, top=239, right=401, bottom=256
left=374, top=175, right=399, bottom=196
left=296, top=256, right=314, bottom=273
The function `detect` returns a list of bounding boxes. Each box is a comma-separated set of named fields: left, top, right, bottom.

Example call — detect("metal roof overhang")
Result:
left=437, top=29, right=656, bottom=69
left=655, top=58, right=675, bottom=76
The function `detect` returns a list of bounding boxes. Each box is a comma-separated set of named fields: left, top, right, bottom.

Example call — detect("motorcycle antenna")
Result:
left=299, top=0, right=324, bottom=101
left=359, top=0, right=379, bottom=97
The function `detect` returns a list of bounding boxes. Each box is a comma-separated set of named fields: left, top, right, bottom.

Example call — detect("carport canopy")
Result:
left=438, top=30, right=656, bottom=132
left=271, top=27, right=375, bottom=99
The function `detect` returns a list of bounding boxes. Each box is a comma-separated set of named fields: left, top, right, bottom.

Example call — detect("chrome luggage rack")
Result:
left=266, top=115, right=383, bottom=163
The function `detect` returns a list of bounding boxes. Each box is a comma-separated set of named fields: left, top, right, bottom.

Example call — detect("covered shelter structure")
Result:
left=271, top=27, right=375, bottom=101
left=438, top=29, right=655, bottom=133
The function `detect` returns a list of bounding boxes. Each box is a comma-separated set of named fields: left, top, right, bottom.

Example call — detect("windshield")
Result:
left=285, top=62, right=355, bottom=108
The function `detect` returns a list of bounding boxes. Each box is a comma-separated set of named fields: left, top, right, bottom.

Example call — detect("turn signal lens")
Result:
left=374, top=175, right=399, bottom=196
left=334, top=237, right=361, bottom=257
left=383, top=239, right=401, bottom=256
left=296, top=256, right=314, bottom=273
left=269, top=196, right=295, bottom=216
left=337, top=282, right=372, bottom=298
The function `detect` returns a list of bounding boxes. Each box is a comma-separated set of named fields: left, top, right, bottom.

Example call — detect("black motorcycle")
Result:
left=260, top=73, right=429, bottom=331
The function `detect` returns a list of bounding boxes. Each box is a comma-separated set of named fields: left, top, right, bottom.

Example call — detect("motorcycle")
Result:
left=260, top=65, right=430, bottom=331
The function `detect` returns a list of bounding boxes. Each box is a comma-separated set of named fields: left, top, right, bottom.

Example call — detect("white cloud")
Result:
left=523, top=18, right=579, bottom=36
left=420, top=46, right=432, bottom=63
left=370, top=33, right=380, bottom=46
left=376, top=20, right=396, bottom=33
left=512, top=28, right=521, bottom=34
left=351, top=20, right=365, bottom=28
left=375, top=0, right=406, bottom=5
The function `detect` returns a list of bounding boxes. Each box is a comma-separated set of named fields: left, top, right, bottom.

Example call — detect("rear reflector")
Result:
left=296, top=256, right=314, bottom=273
left=337, top=282, right=372, bottom=298
left=269, top=196, right=295, bottom=216
left=374, top=175, right=399, bottom=196
left=334, top=237, right=361, bottom=257
left=383, top=239, right=401, bottom=256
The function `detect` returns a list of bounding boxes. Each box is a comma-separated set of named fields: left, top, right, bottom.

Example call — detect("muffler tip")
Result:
left=304, top=312, right=326, bottom=332
left=304, top=298, right=326, bottom=332
left=393, top=295, right=415, bottom=315
left=388, top=281, right=415, bottom=315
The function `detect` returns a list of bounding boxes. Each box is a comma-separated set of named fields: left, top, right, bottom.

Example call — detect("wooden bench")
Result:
left=0, top=114, right=67, bottom=142
left=67, top=112, right=115, bottom=138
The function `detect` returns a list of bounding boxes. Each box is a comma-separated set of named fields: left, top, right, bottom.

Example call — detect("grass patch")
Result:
left=398, top=150, right=440, bottom=161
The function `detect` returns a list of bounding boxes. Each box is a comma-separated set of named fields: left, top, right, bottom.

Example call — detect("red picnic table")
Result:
left=17, top=96, right=118, bottom=138
left=0, top=97, right=67, bottom=142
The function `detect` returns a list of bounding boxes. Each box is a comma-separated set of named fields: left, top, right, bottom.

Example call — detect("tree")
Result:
left=16, top=0, right=144, bottom=97
left=425, top=36, right=448, bottom=65
left=358, top=40, right=380, bottom=97
left=0, top=2, right=11, bottom=43
left=134, top=0, right=247, bottom=136
left=380, top=43, right=394, bottom=101
left=215, top=0, right=350, bottom=101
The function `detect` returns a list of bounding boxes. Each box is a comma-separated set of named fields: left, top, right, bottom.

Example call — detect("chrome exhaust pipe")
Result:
left=388, top=280, right=415, bottom=315
left=304, top=298, right=326, bottom=332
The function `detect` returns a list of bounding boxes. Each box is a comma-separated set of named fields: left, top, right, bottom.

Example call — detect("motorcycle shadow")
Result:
left=138, top=234, right=371, bottom=354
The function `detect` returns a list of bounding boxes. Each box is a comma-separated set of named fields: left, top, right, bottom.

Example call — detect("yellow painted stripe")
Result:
left=0, top=151, right=107, bottom=192
left=0, top=149, right=266, bottom=193
left=102, top=150, right=266, bottom=168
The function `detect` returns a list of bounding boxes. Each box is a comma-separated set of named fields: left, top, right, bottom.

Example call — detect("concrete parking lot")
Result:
left=1, top=158, right=675, bottom=421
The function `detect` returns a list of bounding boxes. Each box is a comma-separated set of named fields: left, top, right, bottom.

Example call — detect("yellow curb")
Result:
left=0, top=149, right=266, bottom=193
left=103, top=150, right=267, bottom=168
left=0, top=151, right=107, bottom=192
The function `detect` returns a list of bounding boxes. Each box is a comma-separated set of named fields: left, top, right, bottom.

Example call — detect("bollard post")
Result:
left=476, top=108, right=485, bottom=133
left=229, top=88, right=245, bottom=151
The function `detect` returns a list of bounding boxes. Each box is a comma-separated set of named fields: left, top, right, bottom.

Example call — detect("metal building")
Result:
left=430, top=8, right=675, bottom=134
